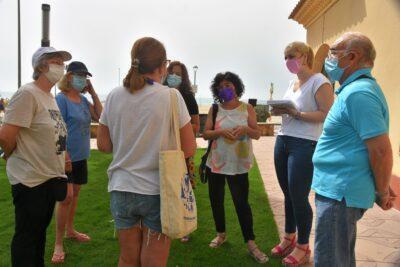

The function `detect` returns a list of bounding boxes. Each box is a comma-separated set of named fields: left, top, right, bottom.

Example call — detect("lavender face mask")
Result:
left=218, top=87, right=235, bottom=102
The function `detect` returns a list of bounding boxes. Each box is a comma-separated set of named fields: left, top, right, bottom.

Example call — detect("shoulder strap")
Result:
left=211, top=103, right=218, bottom=130
left=169, top=89, right=182, bottom=150
left=204, top=103, right=219, bottom=155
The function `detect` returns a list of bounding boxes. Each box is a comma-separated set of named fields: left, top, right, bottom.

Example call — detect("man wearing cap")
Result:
left=51, top=61, right=102, bottom=264
left=0, top=47, right=71, bottom=267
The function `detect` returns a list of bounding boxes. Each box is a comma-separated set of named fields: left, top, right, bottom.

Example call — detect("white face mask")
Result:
left=44, top=64, right=65, bottom=84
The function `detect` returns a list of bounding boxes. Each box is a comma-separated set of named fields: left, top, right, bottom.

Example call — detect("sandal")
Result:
left=271, top=235, right=296, bottom=257
left=282, top=245, right=311, bottom=267
left=65, top=232, right=91, bottom=242
left=51, top=251, right=65, bottom=264
left=248, top=245, right=269, bottom=264
left=209, top=233, right=226, bottom=248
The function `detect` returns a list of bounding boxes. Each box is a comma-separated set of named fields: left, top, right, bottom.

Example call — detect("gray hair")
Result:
left=342, top=32, right=376, bottom=68
left=32, top=53, right=61, bottom=80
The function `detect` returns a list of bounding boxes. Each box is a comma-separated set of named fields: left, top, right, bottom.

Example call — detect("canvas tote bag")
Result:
left=159, top=89, right=197, bottom=239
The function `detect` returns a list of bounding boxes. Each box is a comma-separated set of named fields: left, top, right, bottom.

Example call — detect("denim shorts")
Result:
left=110, top=191, right=162, bottom=233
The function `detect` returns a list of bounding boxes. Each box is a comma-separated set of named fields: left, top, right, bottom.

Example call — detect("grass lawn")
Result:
left=0, top=149, right=280, bottom=266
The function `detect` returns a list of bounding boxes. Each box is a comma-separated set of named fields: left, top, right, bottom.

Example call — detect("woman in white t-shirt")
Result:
left=97, top=37, right=196, bottom=266
left=270, top=42, right=334, bottom=266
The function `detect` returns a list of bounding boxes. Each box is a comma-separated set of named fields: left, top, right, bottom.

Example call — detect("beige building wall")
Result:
left=306, top=0, right=400, bottom=177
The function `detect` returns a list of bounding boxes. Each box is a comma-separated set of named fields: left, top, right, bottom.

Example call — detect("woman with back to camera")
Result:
left=97, top=37, right=196, bottom=267
left=270, top=41, right=333, bottom=266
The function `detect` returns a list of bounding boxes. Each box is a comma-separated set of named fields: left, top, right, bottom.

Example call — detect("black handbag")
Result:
left=199, top=104, right=218, bottom=184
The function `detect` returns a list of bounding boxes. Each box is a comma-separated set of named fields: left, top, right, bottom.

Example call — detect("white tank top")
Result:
left=279, top=73, right=331, bottom=141
left=206, top=102, right=253, bottom=175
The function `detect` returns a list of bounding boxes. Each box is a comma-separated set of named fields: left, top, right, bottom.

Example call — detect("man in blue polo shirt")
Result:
left=312, top=32, right=397, bottom=266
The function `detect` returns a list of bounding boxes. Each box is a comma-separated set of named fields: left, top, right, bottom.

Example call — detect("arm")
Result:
left=246, top=104, right=261, bottom=139
left=202, top=106, right=235, bottom=141
left=97, top=123, right=113, bottom=153
left=86, top=80, right=103, bottom=122
left=0, top=90, right=35, bottom=159
left=0, top=124, right=20, bottom=159
left=180, top=122, right=196, bottom=158
left=232, top=104, right=261, bottom=140
left=365, top=134, right=394, bottom=209
left=191, top=114, right=200, bottom=135
left=279, top=83, right=334, bottom=122
left=65, top=152, right=72, bottom=173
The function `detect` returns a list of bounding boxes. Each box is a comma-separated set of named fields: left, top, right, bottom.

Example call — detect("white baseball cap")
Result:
left=32, top=47, right=72, bottom=68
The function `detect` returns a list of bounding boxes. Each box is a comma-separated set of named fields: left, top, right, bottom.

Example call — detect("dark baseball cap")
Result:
left=66, top=61, right=92, bottom=77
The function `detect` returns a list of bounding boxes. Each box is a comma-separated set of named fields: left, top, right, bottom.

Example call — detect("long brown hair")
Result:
left=123, top=37, right=166, bottom=93
left=167, top=61, right=192, bottom=94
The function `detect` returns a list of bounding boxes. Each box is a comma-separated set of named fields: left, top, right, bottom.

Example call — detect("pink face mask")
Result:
left=286, top=58, right=302, bottom=74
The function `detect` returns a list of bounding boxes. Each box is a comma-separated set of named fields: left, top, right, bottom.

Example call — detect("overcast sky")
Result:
left=0, top=0, right=305, bottom=100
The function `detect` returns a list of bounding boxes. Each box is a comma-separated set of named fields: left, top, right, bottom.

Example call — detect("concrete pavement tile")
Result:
left=252, top=137, right=400, bottom=267
left=382, top=250, right=400, bottom=264
left=358, top=262, right=378, bottom=267
left=355, top=237, right=399, bottom=262
left=360, top=219, right=387, bottom=227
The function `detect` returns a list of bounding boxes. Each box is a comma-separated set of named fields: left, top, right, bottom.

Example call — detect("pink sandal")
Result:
left=282, top=245, right=311, bottom=267
left=271, top=235, right=296, bottom=258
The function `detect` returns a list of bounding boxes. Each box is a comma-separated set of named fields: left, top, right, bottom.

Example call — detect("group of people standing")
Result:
left=0, top=31, right=396, bottom=267
left=271, top=32, right=396, bottom=267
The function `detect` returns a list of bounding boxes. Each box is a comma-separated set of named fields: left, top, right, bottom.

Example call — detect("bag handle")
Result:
left=169, top=89, right=182, bottom=150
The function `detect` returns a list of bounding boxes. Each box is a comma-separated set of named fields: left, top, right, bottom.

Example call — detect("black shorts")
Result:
left=67, top=160, right=88, bottom=185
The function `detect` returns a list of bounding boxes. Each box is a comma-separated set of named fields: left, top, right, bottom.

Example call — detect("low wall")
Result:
left=90, top=121, right=279, bottom=138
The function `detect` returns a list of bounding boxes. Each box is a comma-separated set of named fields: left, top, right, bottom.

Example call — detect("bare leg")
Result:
left=117, top=225, right=142, bottom=267
left=140, top=227, right=171, bottom=267
left=66, top=184, right=80, bottom=235
left=65, top=184, right=90, bottom=241
left=53, top=184, right=73, bottom=255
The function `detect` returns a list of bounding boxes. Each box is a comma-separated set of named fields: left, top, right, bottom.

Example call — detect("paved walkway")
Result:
left=252, top=137, right=400, bottom=267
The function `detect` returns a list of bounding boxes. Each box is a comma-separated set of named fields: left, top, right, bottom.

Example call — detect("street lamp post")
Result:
left=17, top=0, right=21, bottom=88
left=118, top=68, right=121, bottom=86
left=193, top=65, right=198, bottom=85
left=192, top=65, right=198, bottom=93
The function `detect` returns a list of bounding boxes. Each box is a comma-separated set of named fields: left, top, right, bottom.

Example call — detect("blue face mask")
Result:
left=324, top=57, right=349, bottom=82
left=166, top=74, right=182, bottom=88
left=71, top=75, right=87, bottom=92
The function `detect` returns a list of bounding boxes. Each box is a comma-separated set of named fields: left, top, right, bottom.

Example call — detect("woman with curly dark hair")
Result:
left=203, top=72, right=267, bottom=263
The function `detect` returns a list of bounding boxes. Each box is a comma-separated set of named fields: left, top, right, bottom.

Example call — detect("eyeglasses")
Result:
left=327, top=49, right=348, bottom=60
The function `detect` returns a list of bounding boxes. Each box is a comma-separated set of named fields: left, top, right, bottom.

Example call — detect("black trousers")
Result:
left=11, top=179, right=57, bottom=267
left=207, top=168, right=255, bottom=242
